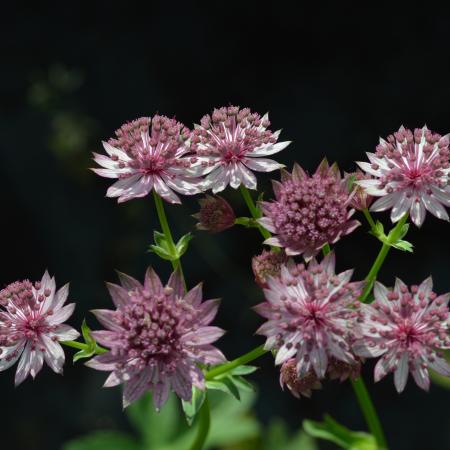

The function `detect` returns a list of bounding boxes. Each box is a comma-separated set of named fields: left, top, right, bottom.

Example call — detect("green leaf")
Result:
left=61, top=431, right=141, bottom=450
left=175, top=233, right=193, bottom=258
left=347, top=174, right=357, bottom=192
left=231, top=375, right=255, bottom=393
left=431, top=350, right=450, bottom=389
left=73, top=320, right=98, bottom=363
left=229, top=365, right=259, bottom=376
left=148, top=244, right=174, bottom=261
left=392, top=239, right=414, bottom=252
left=182, top=387, right=206, bottom=425
left=206, top=378, right=240, bottom=399
left=153, top=230, right=169, bottom=248
left=304, top=415, right=376, bottom=450
left=235, top=217, right=257, bottom=227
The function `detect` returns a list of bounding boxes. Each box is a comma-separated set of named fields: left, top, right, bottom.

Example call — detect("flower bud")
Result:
left=193, top=195, right=236, bottom=233
left=280, top=358, right=322, bottom=398
left=252, top=250, right=287, bottom=288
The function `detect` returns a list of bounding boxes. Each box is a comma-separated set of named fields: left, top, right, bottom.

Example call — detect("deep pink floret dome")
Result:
left=0, top=272, right=79, bottom=385
left=86, top=267, right=226, bottom=410
left=353, top=278, right=450, bottom=392
left=357, top=125, right=450, bottom=227
left=259, top=160, right=360, bottom=260
left=254, top=252, right=363, bottom=379
left=191, top=106, right=290, bottom=193
left=92, top=115, right=203, bottom=204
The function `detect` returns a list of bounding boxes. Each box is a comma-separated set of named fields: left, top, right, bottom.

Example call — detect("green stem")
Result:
left=189, top=395, right=211, bottom=450
left=322, top=243, right=331, bottom=255
left=362, top=208, right=377, bottom=231
left=153, top=191, right=186, bottom=288
left=61, top=340, right=107, bottom=354
left=359, top=214, right=408, bottom=303
left=351, top=378, right=388, bottom=450
left=239, top=185, right=271, bottom=240
left=206, top=344, right=267, bottom=380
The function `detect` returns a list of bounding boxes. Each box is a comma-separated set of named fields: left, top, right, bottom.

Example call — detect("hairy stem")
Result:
left=351, top=378, right=388, bottom=450
left=359, top=213, right=408, bottom=303
left=188, top=395, right=211, bottom=450
left=206, top=344, right=267, bottom=380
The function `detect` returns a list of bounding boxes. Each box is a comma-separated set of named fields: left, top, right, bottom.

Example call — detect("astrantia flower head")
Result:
left=251, top=249, right=288, bottom=288
left=279, top=358, right=322, bottom=398
left=92, top=115, right=202, bottom=204
left=353, top=278, right=450, bottom=393
left=254, top=252, right=364, bottom=379
left=356, top=125, right=450, bottom=227
left=191, top=106, right=290, bottom=193
left=259, top=160, right=360, bottom=260
left=86, top=267, right=226, bottom=410
left=0, top=272, right=79, bottom=385
left=193, top=195, right=236, bottom=233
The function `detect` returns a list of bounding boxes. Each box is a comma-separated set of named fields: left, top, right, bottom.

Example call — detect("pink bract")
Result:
left=86, top=267, right=226, bottom=410
left=356, top=125, right=450, bottom=227
left=254, top=252, right=363, bottom=379
left=92, top=115, right=202, bottom=204
left=0, top=272, right=79, bottom=385
left=353, top=278, right=450, bottom=393
left=259, top=160, right=360, bottom=260
left=191, top=106, right=290, bottom=193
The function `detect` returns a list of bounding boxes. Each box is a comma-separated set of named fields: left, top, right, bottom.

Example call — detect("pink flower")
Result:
left=251, top=249, right=288, bottom=288
left=193, top=195, right=236, bottom=233
left=279, top=358, right=322, bottom=398
left=259, top=160, right=360, bottom=260
left=191, top=106, right=290, bottom=193
left=92, top=116, right=202, bottom=204
left=254, top=253, right=363, bottom=379
left=353, top=278, right=450, bottom=393
left=0, top=272, right=79, bottom=385
left=356, top=125, right=450, bottom=227
left=86, top=267, right=226, bottom=410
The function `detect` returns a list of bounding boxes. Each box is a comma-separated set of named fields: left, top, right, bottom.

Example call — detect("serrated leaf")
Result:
left=182, top=387, right=206, bottom=426
left=175, top=233, right=193, bottom=258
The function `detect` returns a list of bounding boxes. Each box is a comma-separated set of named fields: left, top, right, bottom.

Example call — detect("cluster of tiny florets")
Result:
left=260, top=161, right=360, bottom=259
left=255, top=253, right=363, bottom=379
left=191, top=106, right=289, bottom=193
left=251, top=250, right=288, bottom=288
left=86, top=268, right=225, bottom=410
left=357, top=125, right=450, bottom=226
left=353, top=278, right=450, bottom=392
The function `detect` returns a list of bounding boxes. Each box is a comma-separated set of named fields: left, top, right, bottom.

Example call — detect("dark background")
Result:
left=1, top=2, right=450, bottom=449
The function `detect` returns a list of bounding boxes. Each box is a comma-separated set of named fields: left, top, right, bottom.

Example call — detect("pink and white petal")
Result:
left=41, top=335, right=65, bottom=374
left=52, top=324, right=80, bottom=342
left=91, top=309, right=122, bottom=331
left=171, top=370, right=192, bottom=401
left=183, top=283, right=203, bottom=307
left=14, top=342, right=33, bottom=386
left=106, top=174, right=142, bottom=198
left=93, top=153, right=119, bottom=169
left=152, top=380, right=170, bottom=411
left=430, top=186, right=450, bottom=207
left=374, top=352, right=396, bottom=382
left=90, top=330, right=118, bottom=347
left=118, top=175, right=153, bottom=203
left=167, top=268, right=185, bottom=299
left=275, top=344, right=297, bottom=365
left=163, top=173, right=202, bottom=196
left=85, top=352, right=119, bottom=371
left=206, top=167, right=230, bottom=194
left=153, top=176, right=181, bottom=204
left=191, top=345, right=226, bottom=365
left=103, top=371, right=123, bottom=387
left=263, top=237, right=283, bottom=248
left=106, top=282, right=130, bottom=308
left=394, top=278, right=409, bottom=298
left=394, top=353, right=409, bottom=393
left=117, top=271, right=142, bottom=291
left=196, top=299, right=221, bottom=325
left=357, top=179, right=387, bottom=196
left=144, top=267, right=164, bottom=295
left=422, top=195, right=449, bottom=221
left=411, top=362, right=430, bottom=391
left=428, top=356, right=450, bottom=377
left=47, top=303, right=76, bottom=326
left=373, top=281, right=390, bottom=305
left=189, top=365, right=205, bottom=390
left=102, top=141, right=131, bottom=161
left=91, top=168, right=121, bottom=179
left=29, top=349, right=44, bottom=379
left=410, top=199, right=426, bottom=227
left=356, top=161, right=382, bottom=177
left=243, top=157, right=284, bottom=173
left=182, top=327, right=225, bottom=346
left=238, top=163, right=257, bottom=190
left=257, top=217, right=276, bottom=233
left=123, top=368, right=152, bottom=408
left=390, top=193, right=412, bottom=223
left=370, top=192, right=400, bottom=212
left=229, top=163, right=241, bottom=189
left=250, top=140, right=291, bottom=156
left=310, top=347, right=328, bottom=378
left=0, top=341, right=25, bottom=371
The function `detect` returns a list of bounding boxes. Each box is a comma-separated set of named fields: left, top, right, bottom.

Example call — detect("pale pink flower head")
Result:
left=193, top=195, right=236, bottom=233
left=279, top=358, right=322, bottom=398
left=92, top=115, right=202, bottom=204
left=0, top=272, right=79, bottom=385
left=353, top=278, right=450, bottom=393
left=356, top=125, right=450, bottom=227
left=191, top=106, right=290, bottom=193
left=86, top=267, right=226, bottom=410
left=254, top=252, right=364, bottom=379
left=251, top=249, right=288, bottom=288
left=259, top=160, right=360, bottom=260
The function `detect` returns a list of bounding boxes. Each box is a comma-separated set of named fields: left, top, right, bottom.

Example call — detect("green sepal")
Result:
left=304, top=415, right=377, bottom=450
left=235, top=217, right=258, bottom=228
left=370, top=221, right=413, bottom=253
left=148, top=231, right=193, bottom=261
left=181, top=386, right=206, bottom=426
left=73, top=320, right=99, bottom=363
left=175, top=233, right=193, bottom=258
